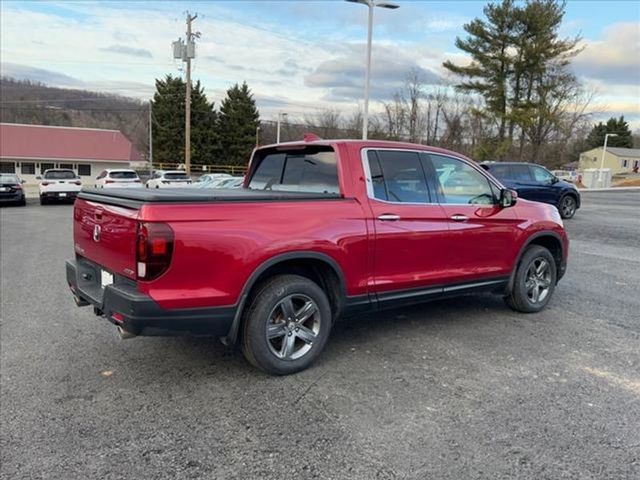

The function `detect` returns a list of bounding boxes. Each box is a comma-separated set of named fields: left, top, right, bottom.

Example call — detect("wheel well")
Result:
left=528, top=235, right=562, bottom=273
left=244, top=258, right=344, bottom=319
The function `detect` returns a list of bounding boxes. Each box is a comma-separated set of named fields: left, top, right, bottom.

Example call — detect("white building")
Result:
left=0, top=123, right=144, bottom=185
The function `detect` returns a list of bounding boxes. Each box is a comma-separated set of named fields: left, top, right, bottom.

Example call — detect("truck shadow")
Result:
left=131, top=293, right=509, bottom=378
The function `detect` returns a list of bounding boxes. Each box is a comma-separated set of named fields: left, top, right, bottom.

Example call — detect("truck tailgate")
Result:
left=74, top=198, right=138, bottom=280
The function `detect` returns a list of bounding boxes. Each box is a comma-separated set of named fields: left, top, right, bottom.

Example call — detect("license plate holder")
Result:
left=101, top=270, right=114, bottom=288
left=59, top=192, right=67, bottom=197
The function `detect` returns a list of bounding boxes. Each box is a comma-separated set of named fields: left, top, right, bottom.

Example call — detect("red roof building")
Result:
left=0, top=123, right=144, bottom=182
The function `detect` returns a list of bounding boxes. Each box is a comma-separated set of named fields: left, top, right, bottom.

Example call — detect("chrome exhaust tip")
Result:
left=117, top=326, right=136, bottom=339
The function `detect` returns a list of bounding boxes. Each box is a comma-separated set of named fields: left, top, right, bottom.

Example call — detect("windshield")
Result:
left=0, top=174, right=20, bottom=184
left=109, top=171, right=138, bottom=179
left=44, top=170, right=76, bottom=180
left=165, top=172, right=190, bottom=180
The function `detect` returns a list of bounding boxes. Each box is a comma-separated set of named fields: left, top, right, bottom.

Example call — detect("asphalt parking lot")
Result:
left=1, top=191, right=639, bottom=480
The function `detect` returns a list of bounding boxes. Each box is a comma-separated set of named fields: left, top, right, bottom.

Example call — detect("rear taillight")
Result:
left=105, top=179, right=115, bottom=184
left=73, top=181, right=82, bottom=185
left=134, top=179, right=141, bottom=183
left=41, top=181, right=51, bottom=186
left=136, top=222, right=174, bottom=280
left=162, top=181, right=170, bottom=184
left=14, top=184, right=22, bottom=189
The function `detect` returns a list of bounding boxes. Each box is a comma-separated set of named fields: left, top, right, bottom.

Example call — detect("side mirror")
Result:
left=35, top=176, right=42, bottom=180
left=500, top=189, right=517, bottom=208
left=21, top=179, right=26, bottom=184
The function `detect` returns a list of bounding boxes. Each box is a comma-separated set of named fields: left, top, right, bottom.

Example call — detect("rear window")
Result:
left=248, top=147, right=339, bottom=194
left=109, top=171, right=138, bottom=179
left=0, top=174, right=20, bottom=183
left=44, top=170, right=75, bottom=180
left=165, top=172, right=189, bottom=180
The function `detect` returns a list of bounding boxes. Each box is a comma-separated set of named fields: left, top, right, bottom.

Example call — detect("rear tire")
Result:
left=505, top=245, right=557, bottom=313
left=242, top=274, right=332, bottom=375
left=39, top=196, right=47, bottom=205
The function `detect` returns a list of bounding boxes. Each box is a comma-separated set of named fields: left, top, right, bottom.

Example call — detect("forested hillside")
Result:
left=0, top=77, right=149, bottom=155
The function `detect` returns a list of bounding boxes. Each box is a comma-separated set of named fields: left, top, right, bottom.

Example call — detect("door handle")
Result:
left=378, top=214, right=400, bottom=221
left=450, top=214, right=468, bottom=222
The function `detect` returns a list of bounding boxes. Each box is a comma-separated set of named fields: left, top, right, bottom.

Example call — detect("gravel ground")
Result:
left=1, top=192, right=638, bottom=480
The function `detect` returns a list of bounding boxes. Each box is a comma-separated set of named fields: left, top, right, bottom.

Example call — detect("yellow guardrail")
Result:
left=147, top=164, right=248, bottom=176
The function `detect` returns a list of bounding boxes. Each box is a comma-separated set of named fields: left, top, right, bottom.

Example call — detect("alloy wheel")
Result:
left=525, top=258, right=552, bottom=304
left=561, top=196, right=576, bottom=218
left=266, top=294, right=321, bottom=361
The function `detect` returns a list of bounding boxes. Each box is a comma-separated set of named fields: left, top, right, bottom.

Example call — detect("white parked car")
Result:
left=217, top=177, right=244, bottom=189
left=38, top=169, right=82, bottom=204
left=95, top=169, right=143, bottom=188
left=196, top=173, right=231, bottom=184
left=551, top=170, right=578, bottom=183
left=146, top=170, right=193, bottom=188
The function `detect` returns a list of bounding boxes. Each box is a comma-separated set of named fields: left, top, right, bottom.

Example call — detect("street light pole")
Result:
left=346, top=0, right=399, bottom=140
left=276, top=112, right=288, bottom=143
left=363, top=3, right=374, bottom=140
left=599, top=133, right=618, bottom=187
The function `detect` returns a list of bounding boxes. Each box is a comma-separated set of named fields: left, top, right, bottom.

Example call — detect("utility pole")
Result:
left=148, top=100, right=153, bottom=178
left=184, top=12, right=197, bottom=176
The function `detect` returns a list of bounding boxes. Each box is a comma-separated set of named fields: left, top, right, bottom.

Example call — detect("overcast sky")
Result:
left=1, top=0, right=639, bottom=127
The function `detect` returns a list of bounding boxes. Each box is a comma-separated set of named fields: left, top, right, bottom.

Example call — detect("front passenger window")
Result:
left=531, top=166, right=555, bottom=185
left=428, top=155, right=496, bottom=205
left=366, top=150, right=430, bottom=203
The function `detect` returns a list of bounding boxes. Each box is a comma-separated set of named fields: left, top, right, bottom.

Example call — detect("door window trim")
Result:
left=361, top=147, right=503, bottom=206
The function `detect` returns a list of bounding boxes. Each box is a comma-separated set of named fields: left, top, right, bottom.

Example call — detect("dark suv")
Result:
left=481, top=162, right=581, bottom=219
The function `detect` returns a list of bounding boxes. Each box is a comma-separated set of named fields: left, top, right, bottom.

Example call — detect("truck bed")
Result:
left=78, top=187, right=342, bottom=208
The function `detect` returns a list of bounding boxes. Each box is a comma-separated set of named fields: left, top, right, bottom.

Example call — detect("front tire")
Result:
left=558, top=195, right=577, bottom=219
left=505, top=245, right=557, bottom=313
left=242, top=274, right=332, bottom=375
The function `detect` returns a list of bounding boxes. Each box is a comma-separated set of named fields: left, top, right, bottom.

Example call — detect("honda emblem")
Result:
left=93, top=224, right=101, bottom=242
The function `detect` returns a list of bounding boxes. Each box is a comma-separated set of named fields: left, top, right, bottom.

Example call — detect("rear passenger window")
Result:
left=488, top=164, right=511, bottom=180
left=249, top=147, right=339, bottom=194
left=366, top=150, right=430, bottom=203
left=511, top=164, right=532, bottom=182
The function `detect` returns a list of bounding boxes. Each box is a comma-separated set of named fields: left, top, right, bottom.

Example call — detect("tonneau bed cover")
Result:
left=78, top=187, right=342, bottom=208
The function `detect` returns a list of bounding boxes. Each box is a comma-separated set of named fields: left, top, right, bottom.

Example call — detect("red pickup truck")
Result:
left=66, top=139, right=568, bottom=375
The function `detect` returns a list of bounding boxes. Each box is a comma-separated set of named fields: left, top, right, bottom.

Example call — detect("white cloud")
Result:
left=1, top=3, right=637, bottom=124
left=573, top=22, right=640, bottom=86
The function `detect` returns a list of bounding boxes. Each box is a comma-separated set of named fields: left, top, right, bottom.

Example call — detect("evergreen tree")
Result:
left=443, top=0, right=582, bottom=160
left=151, top=75, right=218, bottom=166
left=443, top=0, right=518, bottom=149
left=585, top=116, right=633, bottom=150
left=217, top=82, right=260, bottom=165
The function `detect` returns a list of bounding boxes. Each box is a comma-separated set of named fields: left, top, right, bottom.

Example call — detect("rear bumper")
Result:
left=66, top=258, right=235, bottom=337
left=0, top=192, right=25, bottom=203
left=41, top=190, right=79, bottom=200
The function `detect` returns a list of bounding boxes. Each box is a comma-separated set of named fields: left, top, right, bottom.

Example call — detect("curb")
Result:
left=579, top=187, right=640, bottom=192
